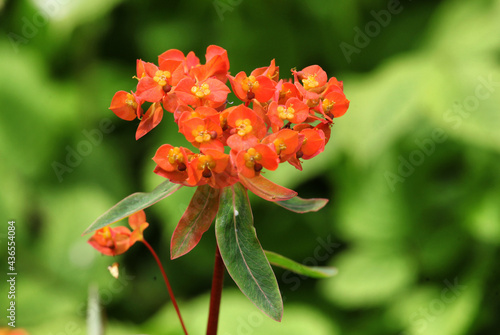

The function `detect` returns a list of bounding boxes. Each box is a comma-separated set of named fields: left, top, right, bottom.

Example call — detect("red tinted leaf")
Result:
left=171, top=185, right=220, bottom=259
left=239, top=175, right=297, bottom=202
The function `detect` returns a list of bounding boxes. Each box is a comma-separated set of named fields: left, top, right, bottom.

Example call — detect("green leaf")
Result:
left=82, top=180, right=182, bottom=235
left=171, top=185, right=220, bottom=259
left=265, top=250, right=338, bottom=278
left=239, top=175, right=297, bottom=202
left=215, top=182, right=283, bottom=321
left=275, top=196, right=328, bottom=213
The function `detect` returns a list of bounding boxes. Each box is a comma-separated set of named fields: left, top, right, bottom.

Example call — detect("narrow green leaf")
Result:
left=275, top=196, right=329, bottom=213
left=216, top=182, right=283, bottom=321
left=171, top=185, right=220, bottom=259
left=82, top=180, right=182, bottom=235
left=265, top=250, right=338, bottom=278
left=239, top=175, right=297, bottom=202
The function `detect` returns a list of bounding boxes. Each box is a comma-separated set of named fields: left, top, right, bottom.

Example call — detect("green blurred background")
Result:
left=1, top=0, right=500, bottom=333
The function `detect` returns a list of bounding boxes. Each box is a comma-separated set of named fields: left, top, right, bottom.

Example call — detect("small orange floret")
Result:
left=88, top=211, right=149, bottom=256
left=187, top=150, right=230, bottom=188
left=88, top=226, right=132, bottom=256
left=153, top=144, right=193, bottom=183
left=180, top=117, right=223, bottom=151
left=226, top=105, right=267, bottom=151
left=236, top=144, right=279, bottom=178
left=228, top=72, right=275, bottom=103
left=175, top=77, right=229, bottom=108
left=267, top=98, right=309, bottom=132
left=299, top=128, right=326, bottom=160
left=261, top=129, right=302, bottom=162
left=321, top=90, right=350, bottom=118
left=109, top=90, right=141, bottom=121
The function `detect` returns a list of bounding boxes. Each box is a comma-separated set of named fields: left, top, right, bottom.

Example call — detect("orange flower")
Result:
left=226, top=105, right=267, bottom=151
left=180, top=117, right=224, bottom=151
left=109, top=90, right=143, bottom=121
left=298, top=128, right=326, bottom=160
left=275, top=80, right=301, bottom=105
left=228, top=71, right=275, bottom=103
left=136, top=60, right=184, bottom=103
left=285, top=126, right=326, bottom=170
left=319, top=87, right=350, bottom=119
left=175, top=77, right=230, bottom=108
left=235, top=144, right=279, bottom=178
left=250, top=59, right=279, bottom=82
left=87, top=211, right=149, bottom=256
left=267, top=98, right=309, bottom=132
left=293, top=65, right=328, bottom=98
left=153, top=145, right=194, bottom=184
left=187, top=149, right=232, bottom=188
left=177, top=106, right=220, bottom=128
left=158, top=49, right=200, bottom=75
left=261, top=128, right=303, bottom=163
left=190, top=45, right=230, bottom=83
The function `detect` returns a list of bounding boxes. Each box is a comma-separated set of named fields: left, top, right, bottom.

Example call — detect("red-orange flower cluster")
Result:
left=110, top=46, right=349, bottom=190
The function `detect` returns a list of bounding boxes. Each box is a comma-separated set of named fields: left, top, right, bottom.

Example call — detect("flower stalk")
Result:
left=206, top=244, right=225, bottom=335
left=142, top=239, right=189, bottom=335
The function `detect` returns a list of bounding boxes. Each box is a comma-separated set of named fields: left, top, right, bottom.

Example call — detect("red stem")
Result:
left=206, top=244, right=225, bottom=335
left=142, top=239, right=189, bottom=335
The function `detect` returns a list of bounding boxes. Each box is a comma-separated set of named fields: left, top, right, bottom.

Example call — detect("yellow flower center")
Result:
left=99, top=226, right=112, bottom=240
left=167, top=147, right=184, bottom=165
left=302, top=74, right=319, bottom=90
left=322, top=98, right=335, bottom=112
left=191, top=83, right=211, bottom=98
left=192, top=125, right=216, bottom=143
left=154, top=70, right=171, bottom=87
left=198, top=155, right=216, bottom=170
left=235, top=119, right=253, bottom=136
left=273, top=139, right=287, bottom=155
left=243, top=147, right=263, bottom=168
left=277, top=105, right=296, bottom=121
left=197, top=155, right=216, bottom=178
left=241, top=75, right=260, bottom=92
left=125, top=93, right=137, bottom=109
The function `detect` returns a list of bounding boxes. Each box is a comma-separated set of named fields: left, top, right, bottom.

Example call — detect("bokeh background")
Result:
left=1, top=0, right=500, bottom=333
